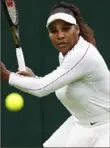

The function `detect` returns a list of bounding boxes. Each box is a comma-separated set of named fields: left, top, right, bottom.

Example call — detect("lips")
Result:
left=57, top=42, right=67, bottom=47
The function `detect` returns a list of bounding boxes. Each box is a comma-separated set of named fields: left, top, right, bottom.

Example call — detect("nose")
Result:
left=57, top=30, right=65, bottom=40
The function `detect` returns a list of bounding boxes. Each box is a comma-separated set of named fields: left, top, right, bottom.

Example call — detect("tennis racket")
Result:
left=2, top=0, right=26, bottom=71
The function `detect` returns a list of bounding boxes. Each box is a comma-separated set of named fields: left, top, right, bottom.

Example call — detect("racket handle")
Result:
left=16, top=47, right=26, bottom=71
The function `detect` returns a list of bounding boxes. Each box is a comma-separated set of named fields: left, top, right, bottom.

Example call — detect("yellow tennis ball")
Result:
left=5, top=93, right=24, bottom=112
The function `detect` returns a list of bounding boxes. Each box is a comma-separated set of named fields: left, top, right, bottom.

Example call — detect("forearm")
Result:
left=9, top=72, right=53, bottom=97
left=9, top=70, right=66, bottom=97
left=9, top=66, right=76, bottom=97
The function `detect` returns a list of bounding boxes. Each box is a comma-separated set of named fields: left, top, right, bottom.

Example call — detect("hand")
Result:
left=16, top=66, right=36, bottom=77
left=0, top=61, right=10, bottom=81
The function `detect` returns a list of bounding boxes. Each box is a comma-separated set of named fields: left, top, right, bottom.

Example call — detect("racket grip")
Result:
left=16, top=47, right=26, bottom=71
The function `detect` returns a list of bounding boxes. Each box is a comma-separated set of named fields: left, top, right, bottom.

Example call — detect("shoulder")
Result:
left=88, top=43, right=105, bottom=64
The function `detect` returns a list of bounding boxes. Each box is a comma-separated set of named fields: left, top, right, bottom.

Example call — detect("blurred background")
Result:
left=1, top=0, right=110, bottom=147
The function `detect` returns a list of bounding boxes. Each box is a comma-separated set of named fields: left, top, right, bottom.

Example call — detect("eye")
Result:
left=49, top=29, right=57, bottom=34
left=62, top=26, right=71, bottom=32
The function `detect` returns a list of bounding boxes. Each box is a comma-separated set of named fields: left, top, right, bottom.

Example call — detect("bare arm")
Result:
left=0, top=61, right=10, bottom=81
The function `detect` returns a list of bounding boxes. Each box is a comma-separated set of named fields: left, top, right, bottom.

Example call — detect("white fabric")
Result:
left=9, top=36, right=110, bottom=147
left=46, top=12, right=77, bottom=28
left=43, top=115, right=110, bottom=147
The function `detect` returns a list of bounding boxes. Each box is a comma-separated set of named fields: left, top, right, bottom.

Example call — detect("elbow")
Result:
left=32, top=90, right=49, bottom=98
left=26, top=86, right=52, bottom=98
left=37, top=93, right=45, bottom=98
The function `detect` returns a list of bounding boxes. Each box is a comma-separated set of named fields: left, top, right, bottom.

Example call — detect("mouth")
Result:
left=57, top=42, right=67, bottom=48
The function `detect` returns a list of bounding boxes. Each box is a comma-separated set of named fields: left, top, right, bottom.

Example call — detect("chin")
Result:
left=61, top=48, right=72, bottom=55
left=61, top=50, right=69, bottom=56
left=55, top=45, right=71, bottom=55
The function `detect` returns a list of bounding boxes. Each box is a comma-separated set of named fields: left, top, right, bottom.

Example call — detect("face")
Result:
left=48, top=20, right=79, bottom=55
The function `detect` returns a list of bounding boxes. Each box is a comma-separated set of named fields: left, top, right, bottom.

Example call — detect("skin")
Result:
left=48, top=19, right=80, bottom=56
left=0, top=19, right=80, bottom=80
left=0, top=62, right=10, bottom=81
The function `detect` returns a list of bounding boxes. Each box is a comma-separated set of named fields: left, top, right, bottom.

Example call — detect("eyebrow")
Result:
left=48, top=23, right=73, bottom=30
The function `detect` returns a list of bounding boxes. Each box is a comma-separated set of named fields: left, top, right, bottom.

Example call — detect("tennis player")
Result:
left=1, top=1, right=110, bottom=147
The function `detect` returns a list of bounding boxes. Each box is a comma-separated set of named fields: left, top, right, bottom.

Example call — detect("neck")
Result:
left=62, top=35, right=80, bottom=56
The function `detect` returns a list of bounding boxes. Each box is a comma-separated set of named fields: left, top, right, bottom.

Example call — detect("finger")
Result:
left=25, top=67, right=31, bottom=71
left=16, top=71, right=26, bottom=75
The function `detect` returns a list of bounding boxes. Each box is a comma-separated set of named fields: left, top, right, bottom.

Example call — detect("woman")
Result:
left=1, top=2, right=110, bottom=147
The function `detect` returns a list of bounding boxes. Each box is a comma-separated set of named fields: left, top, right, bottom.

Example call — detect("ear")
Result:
left=75, top=25, right=80, bottom=35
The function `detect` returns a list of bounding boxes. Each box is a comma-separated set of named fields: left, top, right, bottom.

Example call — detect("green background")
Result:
left=1, top=0, right=110, bottom=147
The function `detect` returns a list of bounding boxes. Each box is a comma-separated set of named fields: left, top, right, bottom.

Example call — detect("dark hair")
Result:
left=50, top=2, right=96, bottom=46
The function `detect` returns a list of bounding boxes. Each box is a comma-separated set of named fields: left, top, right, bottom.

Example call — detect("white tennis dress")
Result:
left=9, top=36, right=110, bottom=147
